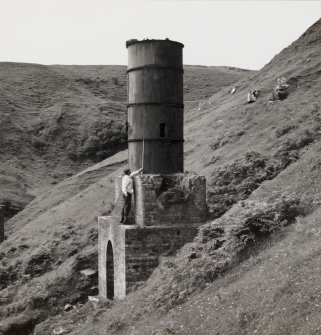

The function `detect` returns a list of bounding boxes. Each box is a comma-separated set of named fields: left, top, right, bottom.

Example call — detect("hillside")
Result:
left=0, top=63, right=127, bottom=220
left=0, top=63, right=247, bottom=221
left=1, top=19, right=321, bottom=335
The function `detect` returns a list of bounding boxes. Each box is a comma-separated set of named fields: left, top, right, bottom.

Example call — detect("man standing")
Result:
left=121, top=167, right=143, bottom=224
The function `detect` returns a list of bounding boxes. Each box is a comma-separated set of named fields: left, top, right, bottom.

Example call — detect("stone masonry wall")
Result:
left=98, top=216, right=126, bottom=299
left=98, top=173, right=207, bottom=300
left=98, top=215, right=202, bottom=299
left=124, top=224, right=201, bottom=293
left=134, top=173, right=207, bottom=227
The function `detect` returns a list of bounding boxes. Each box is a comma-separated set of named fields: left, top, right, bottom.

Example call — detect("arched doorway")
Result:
left=106, top=240, right=114, bottom=299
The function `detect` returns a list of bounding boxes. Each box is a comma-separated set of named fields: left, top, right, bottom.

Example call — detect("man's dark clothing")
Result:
left=121, top=193, right=132, bottom=224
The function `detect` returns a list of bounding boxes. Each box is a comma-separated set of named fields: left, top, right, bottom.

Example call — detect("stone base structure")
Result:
left=98, top=173, right=207, bottom=300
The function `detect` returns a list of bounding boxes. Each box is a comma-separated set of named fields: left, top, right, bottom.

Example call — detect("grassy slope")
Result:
left=30, top=19, right=321, bottom=335
left=0, top=63, right=127, bottom=219
left=0, top=63, right=246, bottom=220
left=0, top=63, right=247, bottom=333
left=101, top=205, right=321, bottom=335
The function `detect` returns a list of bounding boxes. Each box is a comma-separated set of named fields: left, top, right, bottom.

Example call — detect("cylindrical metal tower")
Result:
left=126, top=39, right=184, bottom=174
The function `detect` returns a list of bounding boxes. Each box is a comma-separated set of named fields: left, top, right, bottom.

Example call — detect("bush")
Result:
left=143, top=195, right=303, bottom=310
left=79, top=123, right=127, bottom=161
left=207, top=151, right=281, bottom=218
left=207, top=124, right=321, bottom=219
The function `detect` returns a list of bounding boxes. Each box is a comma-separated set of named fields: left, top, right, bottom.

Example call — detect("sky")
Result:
left=0, top=0, right=320, bottom=70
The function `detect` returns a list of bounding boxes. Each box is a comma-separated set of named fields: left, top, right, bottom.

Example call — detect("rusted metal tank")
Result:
left=126, top=39, right=184, bottom=174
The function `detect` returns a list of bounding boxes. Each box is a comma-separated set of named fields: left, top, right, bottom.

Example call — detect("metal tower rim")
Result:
left=126, top=38, right=184, bottom=48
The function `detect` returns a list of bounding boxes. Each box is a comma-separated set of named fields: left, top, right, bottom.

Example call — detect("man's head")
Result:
left=123, top=168, right=131, bottom=176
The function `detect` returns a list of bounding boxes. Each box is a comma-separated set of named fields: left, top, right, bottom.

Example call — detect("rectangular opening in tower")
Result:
left=159, top=123, right=167, bottom=138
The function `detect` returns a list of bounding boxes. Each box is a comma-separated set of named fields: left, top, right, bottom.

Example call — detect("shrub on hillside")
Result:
left=144, top=195, right=303, bottom=310
left=79, top=122, right=127, bottom=161
left=207, top=123, right=321, bottom=219
left=31, top=136, right=49, bottom=151
left=209, top=130, right=246, bottom=151
left=275, top=123, right=297, bottom=137
left=24, top=248, right=54, bottom=277
left=207, top=151, right=281, bottom=218
left=274, top=128, right=318, bottom=168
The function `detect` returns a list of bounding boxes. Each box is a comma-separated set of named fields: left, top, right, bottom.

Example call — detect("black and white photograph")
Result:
left=1, top=1, right=321, bottom=334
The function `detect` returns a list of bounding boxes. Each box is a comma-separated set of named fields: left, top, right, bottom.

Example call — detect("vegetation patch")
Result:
left=142, top=195, right=303, bottom=311
left=207, top=119, right=321, bottom=219
left=207, top=151, right=281, bottom=218
left=79, top=120, right=127, bottom=161
left=24, top=248, right=54, bottom=278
